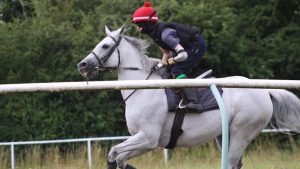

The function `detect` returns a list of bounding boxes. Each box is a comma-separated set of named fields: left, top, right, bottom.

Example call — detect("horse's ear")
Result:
left=115, top=24, right=126, bottom=36
left=120, top=24, right=126, bottom=34
left=105, top=25, right=111, bottom=35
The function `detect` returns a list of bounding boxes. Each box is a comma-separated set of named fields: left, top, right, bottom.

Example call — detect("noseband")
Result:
left=90, top=36, right=122, bottom=70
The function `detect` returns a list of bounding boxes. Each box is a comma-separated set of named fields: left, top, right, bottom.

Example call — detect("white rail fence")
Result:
left=0, top=79, right=299, bottom=169
left=0, top=79, right=300, bottom=93
left=0, top=136, right=130, bottom=169
left=0, top=129, right=291, bottom=169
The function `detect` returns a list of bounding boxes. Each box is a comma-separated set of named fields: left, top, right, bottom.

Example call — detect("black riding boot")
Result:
left=182, top=88, right=202, bottom=111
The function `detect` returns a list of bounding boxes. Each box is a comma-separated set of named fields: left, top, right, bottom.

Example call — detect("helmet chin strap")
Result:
left=139, top=10, right=157, bottom=34
left=147, top=10, right=157, bottom=22
left=141, top=26, right=154, bottom=34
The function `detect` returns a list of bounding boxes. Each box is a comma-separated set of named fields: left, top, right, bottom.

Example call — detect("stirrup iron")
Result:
left=178, top=99, right=186, bottom=109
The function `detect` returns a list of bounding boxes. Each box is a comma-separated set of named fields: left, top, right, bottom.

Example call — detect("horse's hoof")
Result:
left=107, top=161, right=117, bottom=169
left=125, top=164, right=137, bottom=169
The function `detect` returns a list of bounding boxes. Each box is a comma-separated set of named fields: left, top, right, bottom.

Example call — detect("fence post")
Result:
left=11, top=144, right=15, bottom=169
left=87, top=140, right=92, bottom=169
left=210, top=84, right=229, bottom=169
left=163, top=148, right=169, bottom=163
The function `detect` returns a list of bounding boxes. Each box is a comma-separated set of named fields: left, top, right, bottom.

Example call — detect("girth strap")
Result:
left=165, top=108, right=186, bottom=149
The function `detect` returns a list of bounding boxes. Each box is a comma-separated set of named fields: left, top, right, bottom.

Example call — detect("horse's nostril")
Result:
left=79, top=62, right=88, bottom=69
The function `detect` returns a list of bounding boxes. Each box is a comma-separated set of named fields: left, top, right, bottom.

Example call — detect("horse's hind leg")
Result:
left=227, top=132, right=251, bottom=169
left=216, top=135, right=243, bottom=169
left=227, top=115, right=271, bottom=168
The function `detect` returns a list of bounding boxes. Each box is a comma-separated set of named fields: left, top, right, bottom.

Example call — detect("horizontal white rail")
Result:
left=261, top=129, right=291, bottom=133
left=0, top=136, right=131, bottom=146
left=0, top=79, right=300, bottom=94
left=0, top=129, right=289, bottom=146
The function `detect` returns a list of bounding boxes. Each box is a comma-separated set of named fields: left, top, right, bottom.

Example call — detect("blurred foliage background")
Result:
left=0, top=0, right=299, bottom=145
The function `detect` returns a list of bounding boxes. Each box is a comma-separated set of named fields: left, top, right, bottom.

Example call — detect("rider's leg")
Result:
left=175, top=74, right=202, bottom=110
left=170, top=44, right=204, bottom=110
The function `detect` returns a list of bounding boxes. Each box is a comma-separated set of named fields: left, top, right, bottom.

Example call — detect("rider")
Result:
left=132, top=1, right=206, bottom=110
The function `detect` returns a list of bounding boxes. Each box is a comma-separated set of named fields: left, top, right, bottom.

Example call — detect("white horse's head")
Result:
left=77, top=25, right=126, bottom=79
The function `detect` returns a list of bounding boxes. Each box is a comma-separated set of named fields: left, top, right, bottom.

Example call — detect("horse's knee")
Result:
left=142, top=132, right=160, bottom=149
left=146, top=137, right=159, bottom=149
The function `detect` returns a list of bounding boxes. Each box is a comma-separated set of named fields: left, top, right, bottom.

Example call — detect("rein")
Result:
left=120, top=69, right=154, bottom=105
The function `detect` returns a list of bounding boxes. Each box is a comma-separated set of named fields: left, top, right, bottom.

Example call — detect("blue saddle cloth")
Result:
left=165, top=87, right=223, bottom=112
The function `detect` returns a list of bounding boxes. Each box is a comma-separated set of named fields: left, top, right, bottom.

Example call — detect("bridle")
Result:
left=89, top=34, right=156, bottom=104
left=90, top=35, right=148, bottom=71
left=90, top=35, right=122, bottom=70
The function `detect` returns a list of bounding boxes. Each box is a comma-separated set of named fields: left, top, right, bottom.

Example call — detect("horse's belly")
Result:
left=160, top=110, right=222, bottom=147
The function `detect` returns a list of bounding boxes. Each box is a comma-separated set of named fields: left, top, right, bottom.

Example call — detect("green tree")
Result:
left=0, top=0, right=299, bottom=142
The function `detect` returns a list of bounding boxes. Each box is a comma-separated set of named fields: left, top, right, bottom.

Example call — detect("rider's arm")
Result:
left=160, top=47, right=171, bottom=65
left=161, top=28, right=188, bottom=64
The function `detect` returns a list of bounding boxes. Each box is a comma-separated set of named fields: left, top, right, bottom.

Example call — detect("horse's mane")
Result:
left=123, top=35, right=160, bottom=69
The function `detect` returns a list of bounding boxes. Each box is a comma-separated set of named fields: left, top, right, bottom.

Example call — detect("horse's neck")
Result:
left=117, top=41, right=162, bottom=99
left=117, top=41, right=159, bottom=81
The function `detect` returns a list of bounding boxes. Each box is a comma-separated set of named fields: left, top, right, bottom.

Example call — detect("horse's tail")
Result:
left=268, top=89, right=300, bottom=133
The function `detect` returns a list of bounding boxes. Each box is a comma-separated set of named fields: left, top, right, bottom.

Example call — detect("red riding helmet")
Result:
left=132, top=2, right=158, bottom=23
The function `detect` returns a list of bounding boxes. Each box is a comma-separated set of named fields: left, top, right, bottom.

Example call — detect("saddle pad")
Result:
left=165, top=88, right=223, bottom=112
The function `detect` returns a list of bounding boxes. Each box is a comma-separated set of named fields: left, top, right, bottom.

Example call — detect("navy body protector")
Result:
left=149, top=22, right=202, bottom=52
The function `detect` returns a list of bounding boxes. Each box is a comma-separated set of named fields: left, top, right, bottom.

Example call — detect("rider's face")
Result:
left=134, top=21, right=156, bottom=34
left=133, top=22, right=143, bottom=32
left=136, top=26, right=143, bottom=32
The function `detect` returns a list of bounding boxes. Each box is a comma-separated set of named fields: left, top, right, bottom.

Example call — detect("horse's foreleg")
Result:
left=116, top=149, right=151, bottom=169
left=108, top=131, right=159, bottom=169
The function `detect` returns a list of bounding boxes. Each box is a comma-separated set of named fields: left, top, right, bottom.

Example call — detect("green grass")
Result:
left=129, top=142, right=300, bottom=169
left=0, top=141, right=299, bottom=169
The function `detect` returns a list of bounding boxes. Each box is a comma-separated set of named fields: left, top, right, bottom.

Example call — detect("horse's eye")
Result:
left=102, top=44, right=109, bottom=49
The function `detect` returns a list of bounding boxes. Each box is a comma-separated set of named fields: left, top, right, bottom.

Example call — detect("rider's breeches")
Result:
left=170, top=35, right=206, bottom=79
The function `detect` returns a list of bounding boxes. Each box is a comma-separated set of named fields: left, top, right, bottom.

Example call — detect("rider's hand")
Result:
left=165, top=44, right=188, bottom=65
left=162, top=53, right=169, bottom=65
left=152, top=63, right=164, bottom=71
left=167, top=50, right=188, bottom=65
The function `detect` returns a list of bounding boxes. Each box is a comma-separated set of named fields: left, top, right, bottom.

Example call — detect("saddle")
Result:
left=165, top=87, right=222, bottom=112
left=165, top=70, right=222, bottom=113
left=163, top=70, right=223, bottom=149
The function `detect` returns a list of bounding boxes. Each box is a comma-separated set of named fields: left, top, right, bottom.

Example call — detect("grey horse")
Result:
left=77, top=26, right=300, bottom=169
